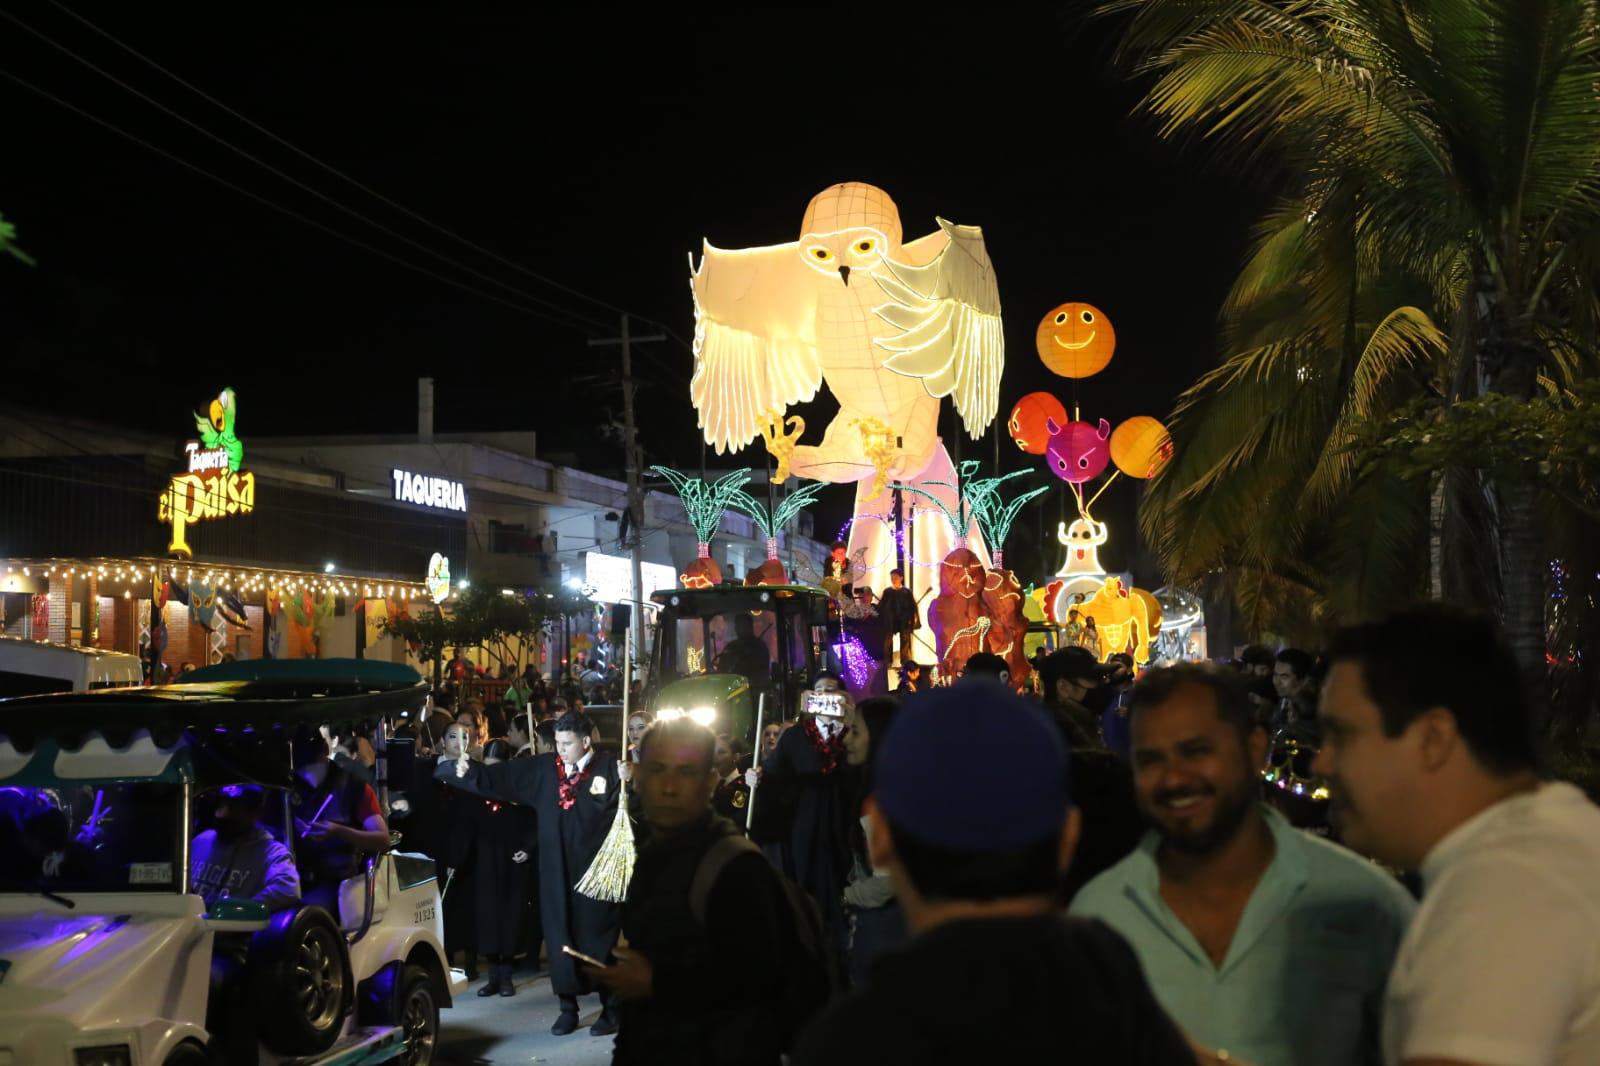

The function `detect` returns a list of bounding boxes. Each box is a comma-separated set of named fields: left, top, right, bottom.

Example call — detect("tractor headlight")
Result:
left=687, top=706, right=717, bottom=726
left=74, top=1046, right=133, bottom=1066
left=656, top=707, right=685, bottom=722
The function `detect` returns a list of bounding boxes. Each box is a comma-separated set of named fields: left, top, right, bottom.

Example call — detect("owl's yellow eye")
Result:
left=809, top=247, right=834, bottom=262
left=854, top=238, right=876, bottom=255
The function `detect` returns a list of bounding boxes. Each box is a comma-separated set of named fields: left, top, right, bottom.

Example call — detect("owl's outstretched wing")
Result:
left=690, top=241, right=822, bottom=454
left=872, top=218, right=1004, bottom=437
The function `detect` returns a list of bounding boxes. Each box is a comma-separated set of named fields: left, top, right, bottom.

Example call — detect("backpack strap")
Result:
left=689, top=834, right=762, bottom=927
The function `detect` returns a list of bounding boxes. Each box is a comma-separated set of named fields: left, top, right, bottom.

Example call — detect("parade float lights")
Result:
left=728, top=481, right=828, bottom=563
left=648, top=466, right=752, bottom=587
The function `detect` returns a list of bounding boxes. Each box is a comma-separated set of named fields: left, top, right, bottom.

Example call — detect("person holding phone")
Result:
left=747, top=673, right=869, bottom=960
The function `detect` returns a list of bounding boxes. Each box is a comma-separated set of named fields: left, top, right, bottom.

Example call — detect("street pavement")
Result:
left=438, top=969, right=616, bottom=1065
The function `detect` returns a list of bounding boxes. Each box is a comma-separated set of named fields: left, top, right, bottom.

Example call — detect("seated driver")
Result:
left=190, top=784, right=300, bottom=913
left=718, top=612, right=771, bottom=690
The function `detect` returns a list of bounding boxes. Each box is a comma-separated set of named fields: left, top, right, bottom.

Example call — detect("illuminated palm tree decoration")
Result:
left=0, top=212, right=35, bottom=267
left=963, top=470, right=1049, bottom=570
left=891, top=462, right=979, bottom=545
left=650, top=466, right=752, bottom=587
left=729, top=481, right=828, bottom=564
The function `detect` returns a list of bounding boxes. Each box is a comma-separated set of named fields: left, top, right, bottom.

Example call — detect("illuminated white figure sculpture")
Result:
left=1055, top=517, right=1108, bottom=578
left=689, top=181, right=1004, bottom=617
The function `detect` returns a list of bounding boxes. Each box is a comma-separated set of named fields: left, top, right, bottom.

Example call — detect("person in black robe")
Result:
left=746, top=675, right=870, bottom=960
left=710, top=732, right=750, bottom=832
left=395, top=722, right=482, bottom=980
left=436, top=709, right=627, bottom=1037
left=877, top=568, right=919, bottom=667
left=473, top=739, right=539, bottom=997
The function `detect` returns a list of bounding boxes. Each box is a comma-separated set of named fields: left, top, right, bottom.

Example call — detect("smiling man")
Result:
left=1315, top=605, right=1600, bottom=1066
left=1071, top=663, right=1414, bottom=1066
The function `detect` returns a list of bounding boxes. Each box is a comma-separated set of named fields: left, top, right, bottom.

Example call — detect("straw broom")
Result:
left=576, top=630, right=636, bottom=902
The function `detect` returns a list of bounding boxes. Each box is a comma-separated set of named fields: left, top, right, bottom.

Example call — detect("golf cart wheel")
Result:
left=162, top=1042, right=209, bottom=1066
left=251, top=906, right=352, bottom=1056
left=399, top=965, right=440, bottom=1066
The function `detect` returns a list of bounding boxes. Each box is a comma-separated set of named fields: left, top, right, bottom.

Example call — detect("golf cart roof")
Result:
left=651, top=585, right=829, bottom=613
left=0, top=659, right=427, bottom=786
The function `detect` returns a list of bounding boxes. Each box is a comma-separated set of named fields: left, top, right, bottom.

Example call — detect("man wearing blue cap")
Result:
left=791, top=681, right=1194, bottom=1064
left=1070, top=663, right=1414, bottom=1066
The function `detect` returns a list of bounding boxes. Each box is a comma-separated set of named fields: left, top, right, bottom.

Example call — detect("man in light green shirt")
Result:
left=1070, top=663, right=1414, bottom=1066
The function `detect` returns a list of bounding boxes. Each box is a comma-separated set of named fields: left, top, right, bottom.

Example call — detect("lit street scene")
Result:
left=4, top=5, right=1600, bottom=1066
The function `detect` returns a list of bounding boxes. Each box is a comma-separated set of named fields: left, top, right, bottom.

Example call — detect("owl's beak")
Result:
left=838, top=265, right=850, bottom=287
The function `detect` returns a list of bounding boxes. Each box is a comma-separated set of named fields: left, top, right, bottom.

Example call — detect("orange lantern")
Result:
left=1110, top=416, right=1174, bottom=479
left=1036, top=302, right=1115, bottom=379
left=1007, top=392, right=1067, bottom=455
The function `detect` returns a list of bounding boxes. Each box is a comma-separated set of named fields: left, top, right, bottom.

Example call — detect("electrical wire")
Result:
left=44, top=1, right=706, bottom=382
left=0, top=6, right=611, bottom=334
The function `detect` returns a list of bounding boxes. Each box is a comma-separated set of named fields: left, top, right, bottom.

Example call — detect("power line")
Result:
left=0, top=6, right=611, bottom=334
left=47, top=0, right=630, bottom=322
left=0, top=66, right=598, bottom=332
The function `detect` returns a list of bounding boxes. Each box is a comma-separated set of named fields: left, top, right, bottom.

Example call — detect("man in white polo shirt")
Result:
left=1314, top=604, right=1600, bottom=1066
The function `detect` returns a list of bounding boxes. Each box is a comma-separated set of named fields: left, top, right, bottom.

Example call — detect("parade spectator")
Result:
left=190, top=785, right=300, bottom=913
left=961, top=650, right=1009, bottom=686
left=291, top=734, right=389, bottom=917
left=747, top=674, right=869, bottom=958
left=586, top=717, right=789, bottom=1065
left=1237, top=644, right=1274, bottom=678
left=626, top=710, right=653, bottom=763
left=1315, top=605, right=1600, bottom=1065
left=878, top=568, right=919, bottom=668
left=1038, top=647, right=1144, bottom=900
left=474, top=738, right=539, bottom=997
left=791, top=682, right=1194, bottom=1065
left=439, top=709, right=628, bottom=1036
left=895, top=660, right=925, bottom=694
left=1270, top=647, right=1319, bottom=739
left=1072, top=663, right=1414, bottom=1066
left=1101, top=652, right=1136, bottom=758
left=711, top=732, right=750, bottom=830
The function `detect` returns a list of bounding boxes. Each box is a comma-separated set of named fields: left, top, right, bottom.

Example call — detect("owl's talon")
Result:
left=759, top=410, right=805, bottom=483
left=851, top=416, right=899, bottom=501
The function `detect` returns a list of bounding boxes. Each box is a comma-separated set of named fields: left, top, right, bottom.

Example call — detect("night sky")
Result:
left=1, top=5, right=1261, bottom=579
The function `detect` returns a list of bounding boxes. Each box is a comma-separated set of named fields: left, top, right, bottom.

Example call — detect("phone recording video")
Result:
left=805, top=691, right=845, bottom=718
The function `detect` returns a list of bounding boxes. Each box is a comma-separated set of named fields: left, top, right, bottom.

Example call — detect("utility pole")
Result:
left=588, top=313, right=664, bottom=681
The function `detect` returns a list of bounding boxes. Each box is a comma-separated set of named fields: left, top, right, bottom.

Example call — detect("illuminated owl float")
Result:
left=689, top=182, right=1005, bottom=613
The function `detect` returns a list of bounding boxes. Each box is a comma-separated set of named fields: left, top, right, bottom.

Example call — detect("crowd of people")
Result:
left=184, top=604, right=1600, bottom=1065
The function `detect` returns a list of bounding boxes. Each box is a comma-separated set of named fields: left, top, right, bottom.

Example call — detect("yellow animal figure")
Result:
left=1081, top=576, right=1153, bottom=664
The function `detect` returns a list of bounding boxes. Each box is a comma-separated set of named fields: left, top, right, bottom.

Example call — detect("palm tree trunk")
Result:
left=1494, top=477, right=1548, bottom=696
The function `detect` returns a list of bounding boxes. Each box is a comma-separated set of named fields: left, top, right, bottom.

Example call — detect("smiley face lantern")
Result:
left=1036, top=302, right=1116, bottom=379
left=1007, top=391, right=1068, bottom=455
left=1045, top=417, right=1112, bottom=483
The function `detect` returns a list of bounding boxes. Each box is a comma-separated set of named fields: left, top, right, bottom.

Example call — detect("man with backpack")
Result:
left=585, top=716, right=830, bottom=1064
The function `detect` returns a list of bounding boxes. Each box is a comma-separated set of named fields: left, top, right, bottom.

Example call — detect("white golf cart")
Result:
left=0, top=660, right=466, bottom=1065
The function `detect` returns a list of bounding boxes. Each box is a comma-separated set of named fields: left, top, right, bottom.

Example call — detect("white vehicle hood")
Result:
left=0, top=907, right=207, bottom=1024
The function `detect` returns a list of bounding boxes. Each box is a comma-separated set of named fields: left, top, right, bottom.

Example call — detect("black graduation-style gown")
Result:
left=445, top=751, right=624, bottom=997
left=471, top=794, right=539, bottom=957
left=747, top=723, right=862, bottom=938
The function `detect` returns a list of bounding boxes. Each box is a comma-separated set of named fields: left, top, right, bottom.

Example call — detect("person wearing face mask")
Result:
left=190, top=784, right=300, bottom=913
left=747, top=674, right=870, bottom=961
left=437, top=709, right=630, bottom=1037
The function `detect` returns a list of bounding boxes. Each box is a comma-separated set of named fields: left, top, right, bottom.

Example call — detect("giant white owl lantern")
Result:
left=689, top=183, right=1005, bottom=645
left=689, top=182, right=1004, bottom=495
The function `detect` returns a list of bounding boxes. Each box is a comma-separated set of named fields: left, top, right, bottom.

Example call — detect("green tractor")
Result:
left=646, top=584, right=833, bottom=749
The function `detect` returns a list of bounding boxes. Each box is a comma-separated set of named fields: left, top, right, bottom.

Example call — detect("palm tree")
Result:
left=1104, top=0, right=1600, bottom=681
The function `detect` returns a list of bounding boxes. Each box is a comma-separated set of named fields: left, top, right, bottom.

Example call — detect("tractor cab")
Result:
left=647, top=584, right=832, bottom=748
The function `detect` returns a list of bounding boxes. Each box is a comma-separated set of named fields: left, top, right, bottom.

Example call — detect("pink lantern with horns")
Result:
left=1044, top=417, right=1112, bottom=484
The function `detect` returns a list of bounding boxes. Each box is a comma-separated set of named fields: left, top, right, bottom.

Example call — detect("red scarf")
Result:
left=556, top=754, right=592, bottom=810
left=804, top=716, right=848, bottom=776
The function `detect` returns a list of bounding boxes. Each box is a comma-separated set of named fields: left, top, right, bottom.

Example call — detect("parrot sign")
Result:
left=160, top=388, right=256, bottom=557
